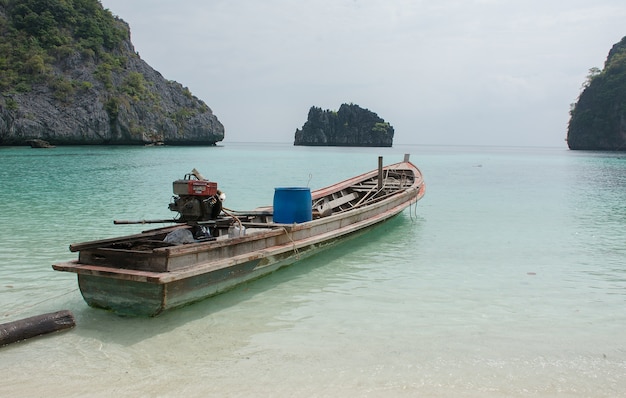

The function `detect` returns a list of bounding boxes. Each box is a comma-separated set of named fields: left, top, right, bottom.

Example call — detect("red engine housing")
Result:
left=173, top=180, right=218, bottom=196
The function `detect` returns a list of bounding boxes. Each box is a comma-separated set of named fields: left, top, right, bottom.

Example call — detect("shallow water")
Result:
left=1, top=144, right=625, bottom=397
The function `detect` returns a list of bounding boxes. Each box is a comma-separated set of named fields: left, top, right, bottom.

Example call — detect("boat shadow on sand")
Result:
left=68, top=215, right=419, bottom=347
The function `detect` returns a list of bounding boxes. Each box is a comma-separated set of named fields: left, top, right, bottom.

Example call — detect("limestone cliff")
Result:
left=294, top=104, right=394, bottom=147
left=567, top=36, right=626, bottom=150
left=0, top=0, right=224, bottom=146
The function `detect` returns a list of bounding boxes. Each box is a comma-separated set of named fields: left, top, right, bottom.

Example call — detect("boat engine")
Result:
left=169, top=170, right=224, bottom=222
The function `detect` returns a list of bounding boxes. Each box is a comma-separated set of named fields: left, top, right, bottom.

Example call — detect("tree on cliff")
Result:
left=0, top=0, right=224, bottom=145
left=567, top=36, right=626, bottom=150
left=294, top=103, right=394, bottom=147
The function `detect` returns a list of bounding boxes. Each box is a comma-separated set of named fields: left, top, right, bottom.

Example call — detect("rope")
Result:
left=3, top=288, right=79, bottom=318
left=221, top=207, right=243, bottom=230
left=409, top=185, right=422, bottom=221
left=281, top=226, right=300, bottom=259
left=219, top=207, right=299, bottom=259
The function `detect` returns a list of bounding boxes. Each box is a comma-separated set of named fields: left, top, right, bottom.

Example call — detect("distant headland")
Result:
left=567, top=35, right=626, bottom=150
left=0, top=0, right=224, bottom=146
left=294, top=103, right=394, bottom=147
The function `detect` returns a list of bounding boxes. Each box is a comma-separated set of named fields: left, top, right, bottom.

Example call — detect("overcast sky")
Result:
left=99, top=0, right=626, bottom=147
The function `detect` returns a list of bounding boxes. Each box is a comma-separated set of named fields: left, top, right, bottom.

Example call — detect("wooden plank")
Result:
left=317, top=192, right=359, bottom=214
left=53, top=261, right=165, bottom=283
left=229, top=210, right=273, bottom=216
left=240, top=222, right=281, bottom=228
left=69, top=225, right=186, bottom=252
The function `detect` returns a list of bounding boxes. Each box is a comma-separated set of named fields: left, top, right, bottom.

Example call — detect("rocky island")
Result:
left=0, top=0, right=224, bottom=146
left=294, top=103, right=394, bottom=147
left=567, top=36, right=626, bottom=150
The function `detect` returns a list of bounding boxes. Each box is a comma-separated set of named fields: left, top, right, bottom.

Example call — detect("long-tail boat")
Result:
left=53, top=155, right=425, bottom=316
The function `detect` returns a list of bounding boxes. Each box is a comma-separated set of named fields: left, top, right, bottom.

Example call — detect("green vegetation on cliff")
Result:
left=294, top=103, right=394, bottom=147
left=0, top=0, right=126, bottom=93
left=567, top=36, right=626, bottom=150
left=0, top=0, right=223, bottom=145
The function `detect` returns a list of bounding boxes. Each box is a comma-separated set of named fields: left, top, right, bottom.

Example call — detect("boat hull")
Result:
left=77, top=258, right=261, bottom=316
left=75, top=216, right=394, bottom=316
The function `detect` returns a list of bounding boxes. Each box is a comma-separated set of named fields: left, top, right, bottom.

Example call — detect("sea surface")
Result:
left=1, top=143, right=625, bottom=397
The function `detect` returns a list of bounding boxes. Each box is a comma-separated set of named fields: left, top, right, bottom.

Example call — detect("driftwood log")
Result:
left=0, top=310, right=75, bottom=346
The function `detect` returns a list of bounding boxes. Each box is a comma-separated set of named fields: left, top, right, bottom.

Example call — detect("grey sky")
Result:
left=99, top=0, right=626, bottom=147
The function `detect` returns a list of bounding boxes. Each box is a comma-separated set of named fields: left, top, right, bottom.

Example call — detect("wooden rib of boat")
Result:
left=53, top=155, right=425, bottom=316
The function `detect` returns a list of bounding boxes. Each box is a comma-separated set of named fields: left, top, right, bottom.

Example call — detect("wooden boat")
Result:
left=53, top=155, right=425, bottom=316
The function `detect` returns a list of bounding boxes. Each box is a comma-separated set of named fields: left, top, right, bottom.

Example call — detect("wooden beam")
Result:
left=0, top=310, right=75, bottom=346
left=378, top=156, right=383, bottom=190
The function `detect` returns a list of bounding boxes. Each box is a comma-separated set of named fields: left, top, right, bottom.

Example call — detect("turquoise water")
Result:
left=1, top=144, right=625, bottom=397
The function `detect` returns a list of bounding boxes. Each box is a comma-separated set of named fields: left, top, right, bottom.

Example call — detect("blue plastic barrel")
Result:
left=273, top=187, right=312, bottom=224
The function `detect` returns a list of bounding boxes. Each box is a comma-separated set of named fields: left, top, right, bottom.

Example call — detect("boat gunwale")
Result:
left=70, top=161, right=421, bottom=258
left=311, top=160, right=419, bottom=199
